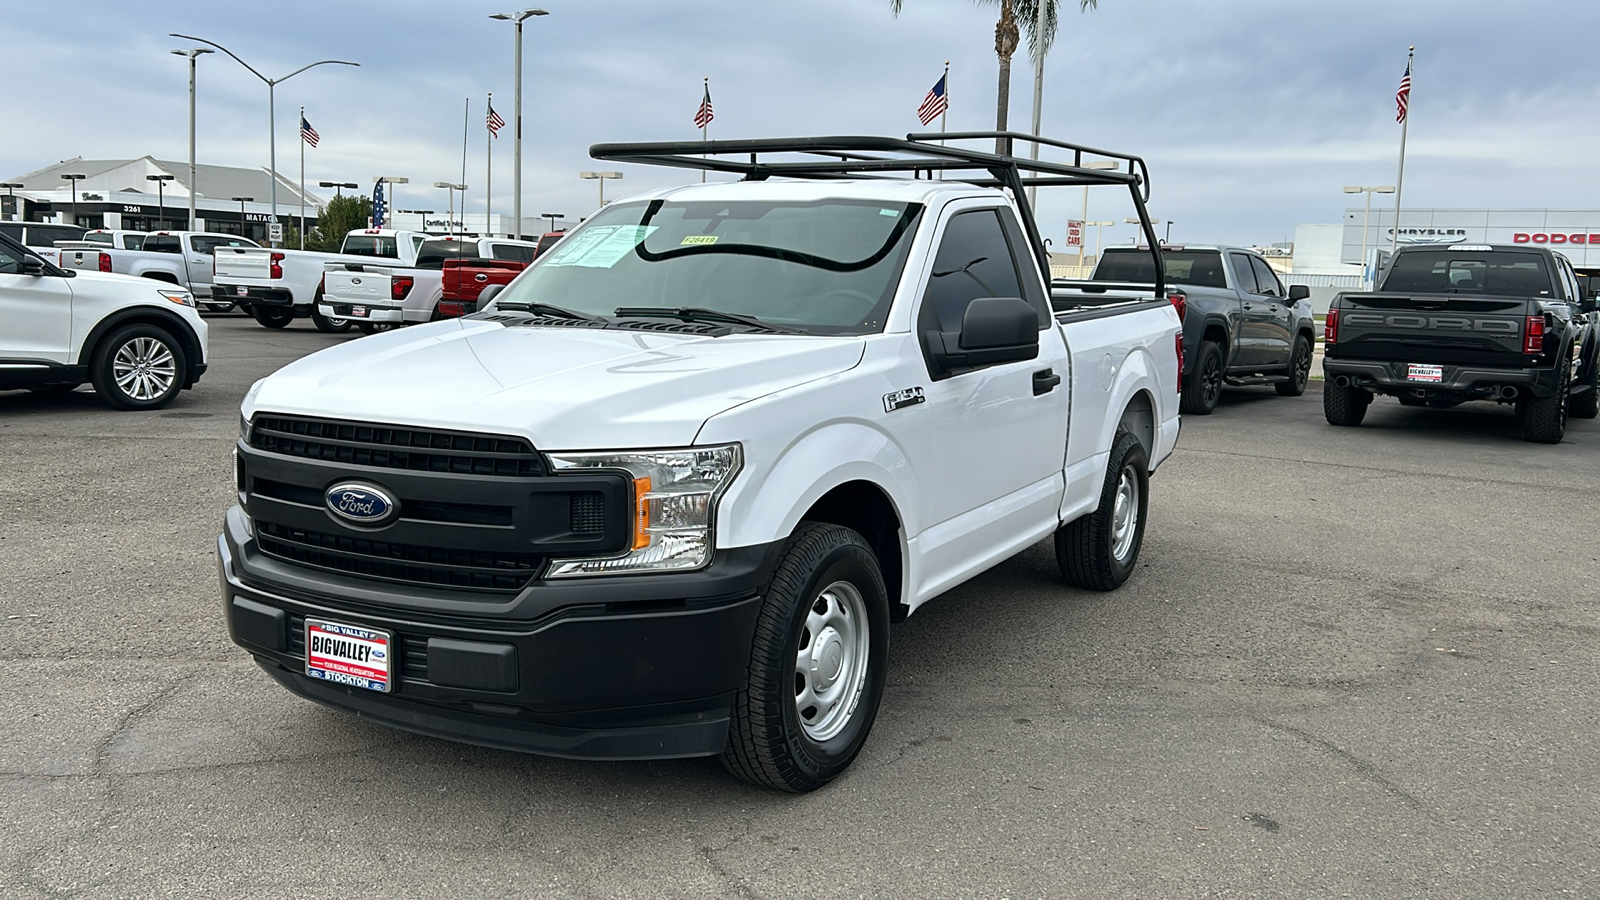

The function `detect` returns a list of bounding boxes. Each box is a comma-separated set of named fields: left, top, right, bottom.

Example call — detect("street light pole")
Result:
left=541, top=212, right=564, bottom=232
left=171, top=48, right=212, bottom=230
left=433, top=182, right=468, bottom=236
left=579, top=172, right=622, bottom=209
left=170, top=33, right=358, bottom=249
left=489, top=9, right=550, bottom=240
left=146, top=174, right=174, bottom=229
left=1343, top=185, right=1396, bottom=288
left=61, top=174, right=85, bottom=225
left=232, top=197, right=252, bottom=239
left=319, top=181, right=357, bottom=198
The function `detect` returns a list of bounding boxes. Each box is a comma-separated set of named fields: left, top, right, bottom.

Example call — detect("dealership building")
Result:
left=1338, top=207, right=1600, bottom=269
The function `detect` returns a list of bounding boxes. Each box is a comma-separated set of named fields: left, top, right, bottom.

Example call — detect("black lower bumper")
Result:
left=216, top=284, right=294, bottom=307
left=218, top=509, right=779, bottom=760
left=1323, top=357, right=1563, bottom=399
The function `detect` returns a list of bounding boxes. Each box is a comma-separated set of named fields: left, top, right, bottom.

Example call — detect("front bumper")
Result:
left=321, top=302, right=404, bottom=324
left=218, top=507, right=779, bottom=760
left=1323, top=357, right=1563, bottom=399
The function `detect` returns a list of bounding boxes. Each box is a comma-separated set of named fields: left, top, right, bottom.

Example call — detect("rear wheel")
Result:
left=1180, top=340, right=1222, bottom=415
left=357, top=322, right=399, bottom=335
left=1276, top=335, right=1312, bottom=396
left=90, top=324, right=187, bottom=411
left=311, top=306, right=353, bottom=333
left=721, top=523, right=889, bottom=793
left=251, top=304, right=293, bottom=329
left=1323, top=381, right=1370, bottom=426
left=1056, top=430, right=1148, bottom=592
left=1519, top=361, right=1569, bottom=444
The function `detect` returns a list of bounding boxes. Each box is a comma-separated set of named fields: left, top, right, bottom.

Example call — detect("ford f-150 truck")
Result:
left=55, top=231, right=257, bottom=314
left=219, top=133, right=1182, bottom=792
left=1323, top=243, right=1597, bottom=443
left=319, top=235, right=538, bottom=333
left=0, top=231, right=208, bottom=410
left=213, top=229, right=435, bottom=332
left=437, top=257, right=529, bottom=318
left=1079, top=246, right=1316, bottom=414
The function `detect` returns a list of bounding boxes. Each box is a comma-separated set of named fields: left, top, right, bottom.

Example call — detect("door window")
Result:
left=491, top=243, right=534, bottom=263
left=919, top=209, right=1026, bottom=333
left=1249, top=256, right=1284, bottom=297
left=0, top=239, right=27, bottom=274
left=144, top=235, right=182, bottom=254
left=1228, top=253, right=1258, bottom=294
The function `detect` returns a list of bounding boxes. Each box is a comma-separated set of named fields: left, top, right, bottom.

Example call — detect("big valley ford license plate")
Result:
left=350, top=306, right=368, bottom=317
left=1406, top=363, right=1443, bottom=383
left=305, top=619, right=393, bottom=692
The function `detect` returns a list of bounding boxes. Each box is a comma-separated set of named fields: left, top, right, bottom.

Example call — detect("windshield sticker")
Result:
left=879, top=208, right=900, bottom=217
left=680, top=235, right=719, bottom=245
left=541, top=225, right=659, bottom=268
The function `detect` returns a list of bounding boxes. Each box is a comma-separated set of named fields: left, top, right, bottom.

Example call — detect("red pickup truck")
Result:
left=437, top=258, right=528, bottom=318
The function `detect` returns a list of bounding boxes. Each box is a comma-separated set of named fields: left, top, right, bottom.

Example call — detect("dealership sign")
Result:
left=1513, top=233, right=1600, bottom=245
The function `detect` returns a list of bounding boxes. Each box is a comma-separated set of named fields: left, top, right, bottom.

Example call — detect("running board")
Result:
left=1224, top=374, right=1290, bottom=386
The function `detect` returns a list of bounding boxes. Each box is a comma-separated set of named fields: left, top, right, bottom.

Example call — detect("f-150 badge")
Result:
left=883, top=387, right=925, bottom=413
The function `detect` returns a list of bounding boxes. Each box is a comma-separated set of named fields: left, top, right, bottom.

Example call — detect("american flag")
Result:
left=1395, top=59, right=1412, bottom=123
left=487, top=104, right=505, bottom=138
left=694, top=83, right=714, bottom=130
left=300, top=116, right=319, bottom=148
left=917, top=74, right=948, bottom=126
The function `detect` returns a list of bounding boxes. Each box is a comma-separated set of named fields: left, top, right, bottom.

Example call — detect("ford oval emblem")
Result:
left=474, top=273, right=488, bottom=283
left=351, top=277, right=362, bottom=285
left=324, top=482, right=398, bottom=526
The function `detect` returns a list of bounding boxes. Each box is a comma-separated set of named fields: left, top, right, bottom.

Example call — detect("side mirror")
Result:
left=926, top=297, right=1040, bottom=374
left=477, top=284, right=506, bottom=307
left=1579, top=295, right=1598, bottom=314
left=19, top=258, right=45, bottom=276
left=1288, top=284, right=1310, bottom=302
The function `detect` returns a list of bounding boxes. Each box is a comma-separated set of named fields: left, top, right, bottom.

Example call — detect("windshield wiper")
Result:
left=496, top=300, right=602, bottom=321
left=612, top=306, right=790, bottom=332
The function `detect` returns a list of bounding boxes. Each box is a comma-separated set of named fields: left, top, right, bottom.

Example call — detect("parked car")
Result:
left=212, top=229, right=435, bottom=332
left=1323, top=242, right=1598, bottom=442
left=1064, top=245, right=1317, bottom=414
left=55, top=231, right=257, bottom=314
left=533, top=230, right=566, bottom=258
left=319, top=235, right=538, bottom=333
left=0, top=231, right=208, bottom=410
left=220, top=133, right=1182, bottom=792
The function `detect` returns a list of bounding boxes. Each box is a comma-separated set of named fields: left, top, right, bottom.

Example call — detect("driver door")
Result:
left=0, top=241, right=74, bottom=363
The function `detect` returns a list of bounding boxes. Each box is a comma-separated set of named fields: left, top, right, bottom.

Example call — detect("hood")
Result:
left=245, top=319, right=866, bottom=450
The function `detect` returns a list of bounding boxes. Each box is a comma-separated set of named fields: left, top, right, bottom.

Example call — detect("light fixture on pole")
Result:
left=232, top=197, right=253, bottom=238
left=170, top=33, right=358, bottom=249
left=1084, top=220, right=1114, bottom=264
left=540, top=212, right=564, bottom=232
left=60, top=174, right=85, bottom=225
left=1343, top=185, right=1395, bottom=287
left=397, top=209, right=434, bottom=230
left=170, top=48, right=212, bottom=230
left=579, top=171, right=623, bottom=209
left=318, top=181, right=358, bottom=197
left=373, top=176, right=408, bottom=229
left=1, top=182, right=23, bottom=222
left=433, top=182, right=468, bottom=236
left=1075, top=161, right=1118, bottom=268
left=489, top=8, right=550, bottom=240
left=146, top=174, right=174, bottom=230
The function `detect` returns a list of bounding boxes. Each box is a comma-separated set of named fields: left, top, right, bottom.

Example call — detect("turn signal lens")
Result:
left=632, top=477, right=652, bottom=550
left=97, top=252, right=112, bottom=273
left=1324, top=308, right=1339, bottom=345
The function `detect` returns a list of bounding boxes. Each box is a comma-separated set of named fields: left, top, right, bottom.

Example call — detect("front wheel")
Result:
left=251, top=304, right=293, bottom=329
left=1276, top=335, right=1312, bottom=396
left=1180, top=340, right=1223, bottom=415
left=90, top=324, right=187, bottom=410
left=721, top=522, right=889, bottom=793
left=1057, top=430, right=1149, bottom=591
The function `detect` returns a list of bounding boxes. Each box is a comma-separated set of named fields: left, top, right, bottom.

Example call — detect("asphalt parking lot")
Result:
left=3, top=313, right=1597, bottom=898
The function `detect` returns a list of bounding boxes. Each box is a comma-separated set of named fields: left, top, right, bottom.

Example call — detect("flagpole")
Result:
left=298, top=105, right=305, bottom=250
left=701, top=77, right=709, bottom=184
left=1390, top=46, right=1414, bottom=258
left=461, top=97, right=470, bottom=236
left=940, top=61, right=949, bottom=179
left=486, top=93, right=494, bottom=237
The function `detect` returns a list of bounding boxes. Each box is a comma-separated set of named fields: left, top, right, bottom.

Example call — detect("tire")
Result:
left=1276, top=335, right=1312, bottom=396
left=357, top=322, right=398, bottom=335
left=203, top=301, right=236, bottom=314
left=1518, top=360, right=1569, bottom=444
left=1056, top=430, right=1149, bottom=592
left=1568, top=347, right=1598, bottom=420
left=1180, top=340, right=1222, bottom=415
left=251, top=304, right=293, bottom=329
left=89, top=324, right=187, bottom=411
left=311, top=306, right=353, bottom=333
left=1323, top=381, right=1371, bottom=426
left=721, top=522, right=890, bottom=793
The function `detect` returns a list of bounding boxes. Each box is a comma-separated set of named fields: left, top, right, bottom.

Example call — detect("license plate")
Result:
left=1406, top=364, right=1443, bottom=383
left=235, top=286, right=248, bottom=297
left=305, top=619, right=393, bottom=693
left=351, top=306, right=368, bottom=317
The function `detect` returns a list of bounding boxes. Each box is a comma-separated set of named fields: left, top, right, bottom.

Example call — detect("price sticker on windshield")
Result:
left=681, top=235, right=718, bottom=245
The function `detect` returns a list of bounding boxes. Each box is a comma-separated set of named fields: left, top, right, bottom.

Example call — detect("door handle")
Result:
left=1033, top=368, right=1061, bottom=395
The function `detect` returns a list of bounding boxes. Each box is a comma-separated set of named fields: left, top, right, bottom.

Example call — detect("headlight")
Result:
left=158, top=288, right=196, bottom=308
left=544, top=444, right=742, bottom=577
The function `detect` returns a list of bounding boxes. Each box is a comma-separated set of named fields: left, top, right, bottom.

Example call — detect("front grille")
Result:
left=570, top=492, right=606, bottom=535
left=257, top=520, right=540, bottom=592
left=289, top=614, right=429, bottom=683
left=250, top=415, right=544, bottom=477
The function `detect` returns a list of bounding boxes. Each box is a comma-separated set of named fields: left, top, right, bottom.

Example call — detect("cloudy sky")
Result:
left=6, top=0, right=1598, bottom=247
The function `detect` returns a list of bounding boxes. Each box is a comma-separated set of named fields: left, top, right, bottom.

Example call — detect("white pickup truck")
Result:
left=55, top=231, right=257, bottom=314
left=78, top=229, right=149, bottom=250
left=212, top=229, right=434, bottom=332
left=219, top=134, right=1181, bottom=792
left=0, top=231, right=209, bottom=410
left=319, top=235, right=539, bottom=334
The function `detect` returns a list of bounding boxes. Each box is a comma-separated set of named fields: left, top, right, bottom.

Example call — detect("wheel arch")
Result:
left=798, top=480, right=907, bottom=622
left=140, top=271, right=181, bottom=285
left=79, top=308, right=203, bottom=385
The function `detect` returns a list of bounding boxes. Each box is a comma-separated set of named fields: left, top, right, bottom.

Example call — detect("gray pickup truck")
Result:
left=1322, top=243, right=1598, bottom=443
left=1067, top=245, right=1317, bottom=414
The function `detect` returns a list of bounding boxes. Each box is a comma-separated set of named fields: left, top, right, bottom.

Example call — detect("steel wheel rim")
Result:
left=1110, top=466, right=1140, bottom=562
left=1201, top=355, right=1222, bottom=406
left=112, top=337, right=176, bottom=401
left=794, top=579, right=871, bottom=742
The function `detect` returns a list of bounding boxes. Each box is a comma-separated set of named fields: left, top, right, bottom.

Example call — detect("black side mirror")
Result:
left=477, top=284, right=506, bottom=306
left=1579, top=295, right=1598, bottom=314
left=926, top=297, right=1040, bottom=375
left=1288, top=284, right=1310, bottom=302
left=19, top=258, right=44, bottom=276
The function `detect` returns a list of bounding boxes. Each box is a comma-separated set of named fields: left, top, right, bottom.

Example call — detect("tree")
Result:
left=303, top=194, right=372, bottom=253
left=891, top=0, right=1098, bottom=146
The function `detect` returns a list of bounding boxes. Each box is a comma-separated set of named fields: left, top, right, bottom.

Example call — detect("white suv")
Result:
left=0, top=232, right=209, bottom=410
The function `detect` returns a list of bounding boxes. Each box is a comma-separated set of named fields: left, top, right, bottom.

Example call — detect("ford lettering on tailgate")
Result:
left=1341, top=313, right=1518, bottom=333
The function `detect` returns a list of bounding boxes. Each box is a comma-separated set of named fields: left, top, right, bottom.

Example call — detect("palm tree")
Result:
left=892, top=0, right=1099, bottom=144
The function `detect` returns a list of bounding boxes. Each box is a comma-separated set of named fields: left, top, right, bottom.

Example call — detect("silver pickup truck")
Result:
left=54, top=231, right=258, bottom=313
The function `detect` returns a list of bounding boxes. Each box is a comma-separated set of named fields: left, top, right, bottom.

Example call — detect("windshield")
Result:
left=1096, top=249, right=1226, bottom=288
left=1381, top=250, right=1555, bottom=296
left=493, top=198, right=922, bottom=335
